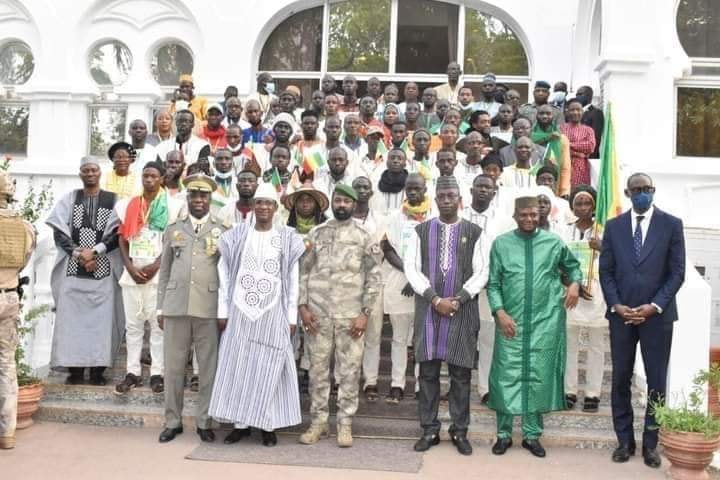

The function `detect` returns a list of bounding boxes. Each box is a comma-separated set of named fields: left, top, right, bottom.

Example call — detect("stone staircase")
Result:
left=38, top=320, right=646, bottom=448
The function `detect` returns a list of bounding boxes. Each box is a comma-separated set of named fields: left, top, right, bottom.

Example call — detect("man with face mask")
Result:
left=298, top=184, right=382, bottom=448
left=247, top=72, right=276, bottom=122
left=599, top=173, right=685, bottom=469
left=518, top=80, right=564, bottom=127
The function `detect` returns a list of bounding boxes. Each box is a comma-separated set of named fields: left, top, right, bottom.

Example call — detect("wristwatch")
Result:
left=361, top=307, right=371, bottom=317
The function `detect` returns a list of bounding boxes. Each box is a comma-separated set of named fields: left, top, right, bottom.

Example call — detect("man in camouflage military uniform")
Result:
left=156, top=174, right=231, bottom=444
left=0, top=170, right=36, bottom=449
left=298, top=183, right=382, bottom=448
left=518, top=80, right=565, bottom=127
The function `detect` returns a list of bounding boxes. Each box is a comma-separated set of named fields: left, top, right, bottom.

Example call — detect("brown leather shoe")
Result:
left=0, top=436, right=16, bottom=449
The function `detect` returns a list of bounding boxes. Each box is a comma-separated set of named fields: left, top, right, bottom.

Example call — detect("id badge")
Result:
left=129, top=227, right=161, bottom=260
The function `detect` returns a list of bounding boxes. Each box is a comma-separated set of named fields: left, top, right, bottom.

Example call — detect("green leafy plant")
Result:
left=15, top=304, right=50, bottom=386
left=652, top=363, right=720, bottom=437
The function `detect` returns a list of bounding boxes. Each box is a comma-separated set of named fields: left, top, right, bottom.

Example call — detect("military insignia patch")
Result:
left=211, top=227, right=222, bottom=238
left=173, top=231, right=184, bottom=242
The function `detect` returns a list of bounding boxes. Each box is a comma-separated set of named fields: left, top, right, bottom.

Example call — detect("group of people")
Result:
left=0, top=65, right=685, bottom=473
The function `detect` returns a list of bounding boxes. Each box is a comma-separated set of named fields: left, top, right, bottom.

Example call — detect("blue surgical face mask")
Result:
left=631, top=191, right=653, bottom=212
left=265, top=82, right=276, bottom=95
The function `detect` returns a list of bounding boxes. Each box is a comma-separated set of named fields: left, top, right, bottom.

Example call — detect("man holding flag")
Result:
left=114, top=161, right=183, bottom=395
left=599, top=106, right=686, bottom=469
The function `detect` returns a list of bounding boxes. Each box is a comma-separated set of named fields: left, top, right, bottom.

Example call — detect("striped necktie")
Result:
left=633, top=215, right=644, bottom=259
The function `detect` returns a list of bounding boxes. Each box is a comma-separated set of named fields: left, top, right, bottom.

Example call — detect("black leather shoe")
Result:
left=158, top=426, right=183, bottom=443
left=642, top=447, right=661, bottom=468
left=522, top=439, right=546, bottom=458
left=224, top=428, right=251, bottom=444
left=196, top=428, right=215, bottom=443
left=450, top=432, right=473, bottom=456
left=261, top=430, right=277, bottom=447
left=413, top=433, right=440, bottom=452
left=611, top=443, right=636, bottom=463
left=492, top=437, right=513, bottom=455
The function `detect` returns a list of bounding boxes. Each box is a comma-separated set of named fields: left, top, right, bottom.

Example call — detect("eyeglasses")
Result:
left=628, top=186, right=655, bottom=195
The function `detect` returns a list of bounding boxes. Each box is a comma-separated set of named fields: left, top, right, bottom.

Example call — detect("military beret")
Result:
left=333, top=183, right=357, bottom=201
left=534, top=80, right=551, bottom=90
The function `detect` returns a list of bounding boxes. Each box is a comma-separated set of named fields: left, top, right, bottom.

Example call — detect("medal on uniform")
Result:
left=205, top=237, right=218, bottom=256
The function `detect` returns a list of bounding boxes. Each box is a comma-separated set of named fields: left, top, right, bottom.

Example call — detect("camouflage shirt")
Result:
left=299, top=218, right=382, bottom=319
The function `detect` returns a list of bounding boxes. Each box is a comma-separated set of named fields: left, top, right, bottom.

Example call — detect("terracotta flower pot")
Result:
left=659, top=429, right=720, bottom=480
left=16, top=383, right=44, bottom=430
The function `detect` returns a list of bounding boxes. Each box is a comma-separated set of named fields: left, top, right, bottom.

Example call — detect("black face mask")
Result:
left=332, top=206, right=353, bottom=221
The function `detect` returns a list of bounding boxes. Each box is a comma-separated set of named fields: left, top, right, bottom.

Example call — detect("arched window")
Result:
left=0, top=40, right=34, bottom=86
left=151, top=42, right=195, bottom=86
left=0, top=40, right=33, bottom=156
left=675, top=0, right=720, bottom=158
left=258, top=0, right=530, bottom=104
left=88, top=40, right=133, bottom=86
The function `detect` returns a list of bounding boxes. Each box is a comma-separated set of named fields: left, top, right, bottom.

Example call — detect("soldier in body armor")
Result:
left=0, top=170, right=36, bottom=449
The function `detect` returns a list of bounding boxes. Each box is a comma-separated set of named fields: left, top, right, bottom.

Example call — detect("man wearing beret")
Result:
left=298, top=184, right=382, bottom=448
left=518, top=81, right=565, bottom=127
left=156, top=173, right=231, bottom=444
left=486, top=196, right=583, bottom=458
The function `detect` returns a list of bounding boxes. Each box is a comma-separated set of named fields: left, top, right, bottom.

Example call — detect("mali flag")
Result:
left=270, top=167, right=283, bottom=193
left=595, top=102, right=623, bottom=228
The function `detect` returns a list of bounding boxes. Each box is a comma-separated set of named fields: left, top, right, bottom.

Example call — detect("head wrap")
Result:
left=333, top=183, right=357, bottom=201
left=286, top=85, right=302, bottom=99
left=272, top=112, right=296, bottom=129
left=179, top=74, right=194, bottom=84
left=108, top=141, right=135, bottom=161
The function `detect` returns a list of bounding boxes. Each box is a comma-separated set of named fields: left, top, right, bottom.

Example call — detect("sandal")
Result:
left=566, top=393, right=577, bottom=410
left=364, top=385, right=379, bottom=402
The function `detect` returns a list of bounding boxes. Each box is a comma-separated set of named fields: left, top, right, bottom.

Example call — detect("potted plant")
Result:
left=15, top=304, right=50, bottom=429
left=654, top=364, right=720, bottom=480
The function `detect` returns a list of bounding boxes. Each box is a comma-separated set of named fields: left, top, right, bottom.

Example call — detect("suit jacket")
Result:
left=157, top=214, right=231, bottom=319
left=599, top=207, right=686, bottom=323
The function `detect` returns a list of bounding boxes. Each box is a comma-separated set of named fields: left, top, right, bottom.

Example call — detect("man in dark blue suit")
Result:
left=599, top=172, right=685, bottom=468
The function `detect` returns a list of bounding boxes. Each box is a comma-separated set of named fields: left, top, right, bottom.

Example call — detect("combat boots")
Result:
left=298, top=423, right=329, bottom=445
left=0, top=435, right=15, bottom=449
left=337, top=424, right=353, bottom=448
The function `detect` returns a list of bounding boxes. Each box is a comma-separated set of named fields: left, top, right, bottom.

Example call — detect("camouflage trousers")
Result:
left=0, top=291, right=19, bottom=439
left=306, top=316, right=364, bottom=426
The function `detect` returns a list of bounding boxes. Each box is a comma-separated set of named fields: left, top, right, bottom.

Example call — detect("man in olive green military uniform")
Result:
left=518, top=80, right=565, bottom=127
left=298, top=184, right=382, bottom=448
left=156, top=174, right=230, bottom=444
left=0, top=170, right=36, bottom=449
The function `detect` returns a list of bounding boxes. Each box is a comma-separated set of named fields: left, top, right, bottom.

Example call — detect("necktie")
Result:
left=194, top=223, right=201, bottom=234
left=633, top=215, right=644, bottom=259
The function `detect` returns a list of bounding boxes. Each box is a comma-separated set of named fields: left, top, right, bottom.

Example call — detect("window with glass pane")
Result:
left=275, top=78, right=320, bottom=109
left=676, top=0, right=720, bottom=58
left=395, top=0, right=458, bottom=74
left=89, top=106, right=127, bottom=156
left=676, top=87, right=720, bottom=157
left=151, top=43, right=194, bottom=86
left=0, top=42, right=34, bottom=85
left=464, top=10, right=529, bottom=76
left=0, top=103, right=29, bottom=155
left=328, top=0, right=390, bottom=73
left=89, top=41, right=133, bottom=86
left=259, top=7, right=323, bottom=72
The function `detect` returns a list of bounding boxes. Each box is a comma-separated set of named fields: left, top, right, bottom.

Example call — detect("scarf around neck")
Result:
left=295, top=215, right=317, bottom=235
left=378, top=169, right=408, bottom=194
left=530, top=123, right=563, bottom=170
left=402, top=195, right=431, bottom=222
left=118, top=189, right=169, bottom=239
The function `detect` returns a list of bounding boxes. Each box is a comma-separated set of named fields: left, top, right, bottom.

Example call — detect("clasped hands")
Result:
left=614, top=303, right=658, bottom=326
left=432, top=296, right=460, bottom=317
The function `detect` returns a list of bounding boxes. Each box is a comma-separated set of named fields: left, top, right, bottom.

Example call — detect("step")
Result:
left=39, top=380, right=647, bottom=448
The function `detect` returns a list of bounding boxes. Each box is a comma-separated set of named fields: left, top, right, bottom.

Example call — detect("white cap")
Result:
left=254, top=182, right=278, bottom=203
left=207, top=102, right=224, bottom=114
